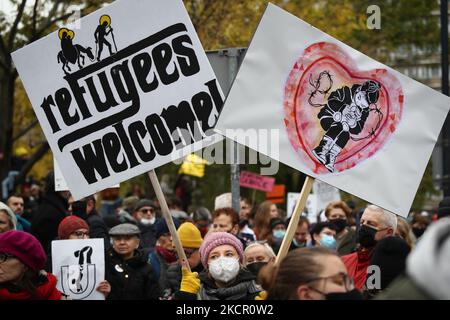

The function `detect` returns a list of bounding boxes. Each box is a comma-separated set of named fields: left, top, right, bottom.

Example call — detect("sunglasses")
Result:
left=139, top=208, right=155, bottom=214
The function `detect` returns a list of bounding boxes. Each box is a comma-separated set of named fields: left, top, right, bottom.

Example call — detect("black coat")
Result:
left=86, top=209, right=110, bottom=250
left=105, top=249, right=161, bottom=300
left=31, top=193, right=68, bottom=253
left=137, top=222, right=157, bottom=251
left=175, top=269, right=261, bottom=300
left=163, top=263, right=204, bottom=297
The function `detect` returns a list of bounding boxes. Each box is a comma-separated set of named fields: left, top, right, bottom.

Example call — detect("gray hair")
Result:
left=244, top=241, right=276, bottom=263
left=0, top=201, right=17, bottom=230
left=366, top=204, right=397, bottom=232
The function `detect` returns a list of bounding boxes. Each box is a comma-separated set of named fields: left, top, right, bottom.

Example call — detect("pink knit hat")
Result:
left=199, top=232, right=244, bottom=268
left=0, top=230, right=46, bottom=271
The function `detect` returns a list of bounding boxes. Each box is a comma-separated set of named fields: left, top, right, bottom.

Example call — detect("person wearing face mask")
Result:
left=267, top=218, right=286, bottom=254
left=410, top=212, right=431, bottom=240
left=132, top=199, right=158, bottom=251
left=341, top=205, right=397, bottom=291
left=310, top=222, right=337, bottom=251
left=324, top=201, right=357, bottom=256
left=176, top=232, right=262, bottom=300
left=244, top=242, right=276, bottom=284
left=288, top=217, right=310, bottom=250
left=260, top=247, right=362, bottom=300
left=105, top=223, right=161, bottom=300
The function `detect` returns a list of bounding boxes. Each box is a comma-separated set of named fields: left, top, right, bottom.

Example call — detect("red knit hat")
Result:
left=58, top=215, right=89, bottom=240
left=0, top=230, right=46, bottom=271
left=199, top=232, right=244, bottom=268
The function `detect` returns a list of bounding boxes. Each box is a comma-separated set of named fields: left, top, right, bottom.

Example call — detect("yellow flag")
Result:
left=178, top=154, right=208, bottom=178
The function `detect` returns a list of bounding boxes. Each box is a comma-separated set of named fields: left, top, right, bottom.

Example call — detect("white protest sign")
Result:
left=13, top=0, right=224, bottom=200
left=54, top=157, right=119, bottom=191
left=287, top=192, right=317, bottom=223
left=215, top=4, right=450, bottom=217
left=52, top=239, right=104, bottom=300
left=312, top=180, right=341, bottom=214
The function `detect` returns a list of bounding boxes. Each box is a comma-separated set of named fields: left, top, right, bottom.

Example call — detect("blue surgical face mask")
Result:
left=320, top=234, right=337, bottom=250
left=273, top=229, right=286, bottom=239
left=293, top=239, right=306, bottom=248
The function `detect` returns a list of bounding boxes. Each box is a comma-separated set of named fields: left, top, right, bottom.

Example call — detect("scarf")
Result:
left=200, top=280, right=260, bottom=300
left=156, top=246, right=178, bottom=264
left=0, top=273, right=62, bottom=300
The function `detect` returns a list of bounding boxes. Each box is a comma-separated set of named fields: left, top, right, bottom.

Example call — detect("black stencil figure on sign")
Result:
left=61, top=245, right=96, bottom=299
left=309, top=71, right=383, bottom=172
left=57, top=28, right=94, bottom=75
left=95, top=15, right=117, bottom=61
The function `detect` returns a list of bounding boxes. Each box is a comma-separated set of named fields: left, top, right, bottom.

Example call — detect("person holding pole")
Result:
left=148, top=218, right=180, bottom=289
left=176, top=232, right=263, bottom=300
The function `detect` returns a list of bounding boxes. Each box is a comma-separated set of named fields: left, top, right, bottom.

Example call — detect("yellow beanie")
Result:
left=178, top=222, right=203, bottom=249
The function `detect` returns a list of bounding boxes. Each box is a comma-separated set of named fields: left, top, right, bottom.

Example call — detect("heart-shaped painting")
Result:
left=284, top=42, right=403, bottom=174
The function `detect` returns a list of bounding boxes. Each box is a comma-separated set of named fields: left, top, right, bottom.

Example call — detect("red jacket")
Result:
left=341, top=249, right=372, bottom=290
left=0, top=272, right=62, bottom=300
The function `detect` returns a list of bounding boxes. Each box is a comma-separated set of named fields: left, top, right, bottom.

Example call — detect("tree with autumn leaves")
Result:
left=0, top=0, right=441, bottom=209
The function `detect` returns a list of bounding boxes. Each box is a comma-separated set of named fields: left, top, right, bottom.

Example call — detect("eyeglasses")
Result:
left=306, top=272, right=354, bottom=292
left=0, top=252, right=13, bottom=264
left=71, top=231, right=89, bottom=238
left=140, top=208, right=154, bottom=214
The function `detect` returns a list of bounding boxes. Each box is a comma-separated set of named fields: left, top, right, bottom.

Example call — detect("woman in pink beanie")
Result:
left=176, top=232, right=263, bottom=300
left=0, top=230, right=63, bottom=300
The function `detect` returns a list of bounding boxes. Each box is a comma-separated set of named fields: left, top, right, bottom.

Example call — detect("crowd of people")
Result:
left=0, top=171, right=450, bottom=300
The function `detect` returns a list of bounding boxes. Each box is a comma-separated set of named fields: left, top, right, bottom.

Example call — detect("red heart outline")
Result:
left=284, top=42, right=403, bottom=174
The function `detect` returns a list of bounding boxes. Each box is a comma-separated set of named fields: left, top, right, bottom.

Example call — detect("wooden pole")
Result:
left=148, top=170, right=191, bottom=272
left=275, top=176, right=315, bottom=265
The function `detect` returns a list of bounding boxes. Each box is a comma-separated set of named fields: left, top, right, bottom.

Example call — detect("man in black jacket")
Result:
left=31, top=171, right=69, bottom=253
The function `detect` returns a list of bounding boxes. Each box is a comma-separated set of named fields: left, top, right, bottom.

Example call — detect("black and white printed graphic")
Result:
left=52, top=239, right=104, bottom=300
left=12, top=0, right=224, bottom=200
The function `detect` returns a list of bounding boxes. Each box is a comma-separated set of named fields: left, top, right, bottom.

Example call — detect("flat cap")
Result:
left=108, top=223, right=141, bottom=236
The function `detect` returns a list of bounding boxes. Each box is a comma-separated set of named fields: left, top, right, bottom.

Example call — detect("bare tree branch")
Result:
left=0, top=57, right=9, bottom=72
left=32, top=0, right=39, bottom=36
left=13, top=120, right=39, bottom=142
left=0, top=33, right=9, bottom=56
left=8, top=0, right=28, bottom=50
left=31, top=12, right=74, bottom=43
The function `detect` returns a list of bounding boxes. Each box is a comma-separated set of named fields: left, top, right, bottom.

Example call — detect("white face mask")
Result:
left=208, top=256, right=240, bottom=283
left=140, top=217, right=155, bottom=225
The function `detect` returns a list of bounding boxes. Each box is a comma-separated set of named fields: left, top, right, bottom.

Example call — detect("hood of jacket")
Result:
left=407, top=218, right=450, bottom=300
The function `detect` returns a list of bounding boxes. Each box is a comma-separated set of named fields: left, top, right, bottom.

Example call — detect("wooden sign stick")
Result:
left=148, top=170, right=191, bottom=272
left=275, top=175, right=315, bottom=265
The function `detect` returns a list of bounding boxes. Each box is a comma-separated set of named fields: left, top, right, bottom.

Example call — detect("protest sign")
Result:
left=12, top=0, right=223, bottom=200
left=312, top=180, right=341, bottom=214
left=54, top=157, right=119, bottom=191
left=52, top=239, right=104, bottom=300
left=287, top=192, right=318, bottom=222
left=240, top=171, right=275, bottom=192
left=215, top=4, right=450, bottom=217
